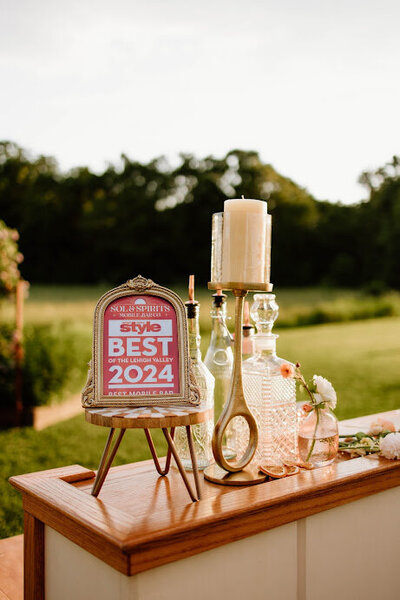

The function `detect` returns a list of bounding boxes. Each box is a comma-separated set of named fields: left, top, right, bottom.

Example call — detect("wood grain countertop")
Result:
left=9, top=410, right=400, bottom=576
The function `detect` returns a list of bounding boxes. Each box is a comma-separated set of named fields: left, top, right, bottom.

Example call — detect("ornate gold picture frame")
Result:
left=82, top=275, right=200, bottom=407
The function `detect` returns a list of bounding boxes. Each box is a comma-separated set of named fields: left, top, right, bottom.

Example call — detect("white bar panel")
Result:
left=135, top=522, right=297, bottom=600
left=304, top=486, right=400, bottom=600
left=45, top=522, right=297, bottom=600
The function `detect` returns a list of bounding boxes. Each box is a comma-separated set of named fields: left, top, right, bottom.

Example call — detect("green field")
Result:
left=3, top=284, right=400, bottom=330
left=1, top=286, right=400, bottom=539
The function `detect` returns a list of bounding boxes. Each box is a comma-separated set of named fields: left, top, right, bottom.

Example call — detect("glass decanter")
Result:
left=298, top=407, right=339, bottom=467
left=233, top=294, right=297, bottom=466
left=175, top=299, right=215, bottom=470
left=204, top=291, right=234, bottom=459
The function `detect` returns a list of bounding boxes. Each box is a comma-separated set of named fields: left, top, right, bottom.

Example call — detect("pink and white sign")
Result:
left=102, top=295, right=180, bottom=397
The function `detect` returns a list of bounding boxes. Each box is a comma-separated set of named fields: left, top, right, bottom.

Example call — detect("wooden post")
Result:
left=14, top=279, right=25, bottom=426
left=24, top=511, right=45, bottom=600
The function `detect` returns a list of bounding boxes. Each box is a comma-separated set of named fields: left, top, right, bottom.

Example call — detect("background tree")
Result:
left=358, top=157, right=400, bottom=289
left=1, top=140, right=399, bottom=290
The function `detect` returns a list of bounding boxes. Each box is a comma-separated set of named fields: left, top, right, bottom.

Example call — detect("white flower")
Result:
left=380, top=433, right=400, bottom=460
left=313, top=375, right=337, bottom=410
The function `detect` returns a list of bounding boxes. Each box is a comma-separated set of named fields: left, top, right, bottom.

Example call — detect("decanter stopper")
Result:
left=250, top=293, right=279, bottom=335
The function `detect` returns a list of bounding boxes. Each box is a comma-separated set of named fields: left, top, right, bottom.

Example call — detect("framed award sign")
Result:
left=82, top=275, right=200, bottom=407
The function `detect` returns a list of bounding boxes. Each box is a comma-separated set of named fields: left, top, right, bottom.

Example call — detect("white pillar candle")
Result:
left=222, top=198, right=268, bottom=284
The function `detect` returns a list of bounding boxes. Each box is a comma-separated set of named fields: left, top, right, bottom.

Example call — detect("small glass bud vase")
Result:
left=298, top=407, right=339, bottom=467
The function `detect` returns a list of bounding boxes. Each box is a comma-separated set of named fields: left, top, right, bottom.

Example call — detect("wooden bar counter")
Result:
left=10, top=411, right=400, bottom=600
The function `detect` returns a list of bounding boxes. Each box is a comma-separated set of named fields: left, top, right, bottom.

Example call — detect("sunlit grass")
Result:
left=2, top=283, right=399, bottom=332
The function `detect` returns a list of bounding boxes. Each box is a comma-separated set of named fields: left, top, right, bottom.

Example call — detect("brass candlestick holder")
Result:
left=204, top=280, right=273, bottom=486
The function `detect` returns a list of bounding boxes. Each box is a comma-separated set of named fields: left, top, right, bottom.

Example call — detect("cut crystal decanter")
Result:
left=232, top=294, right=297, bottom=466
left=204, top=291, right=234, bottom=459
left=175, top=298, right=215, bottom=470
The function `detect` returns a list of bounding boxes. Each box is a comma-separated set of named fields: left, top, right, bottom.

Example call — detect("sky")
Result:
left=0, top=0, right=399, bottom=204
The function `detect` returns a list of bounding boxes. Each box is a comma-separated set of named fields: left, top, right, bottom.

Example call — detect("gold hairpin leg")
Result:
left=91, top=428, right=126, bottom=497
left=144, top=427, right=175, bottom=475
left=162, top=428, right=199, bottom=502
left=186, top=425, right=202, bottom=500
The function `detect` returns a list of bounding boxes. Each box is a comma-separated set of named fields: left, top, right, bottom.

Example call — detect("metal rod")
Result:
left=144, top=428, right=175, bottom=476
left=92, top=429, right=126, bottom=497
left=14, top=280, right=25, bottom=426
left=186, top=425, right=202, bottom=500
left=166, top=427, right=175, bottom=472
left=162, top=428, right=197, bottom=503
left=211, top=289, right=259, bottom=472
left=91, top=428, right=115, bottom=495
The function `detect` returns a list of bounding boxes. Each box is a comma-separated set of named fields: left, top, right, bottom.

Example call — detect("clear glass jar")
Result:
left=175, top=300, right=214, bottom=470
left=298, top=407, right=339, bottom=467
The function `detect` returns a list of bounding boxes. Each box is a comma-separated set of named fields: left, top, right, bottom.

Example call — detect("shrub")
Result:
left=0, top=323, right=91, bottom=410
left=277, top=292, right=400, bottom=329
left=0, top=220, right=23, bottom=297
left=0, top=324, right=15, bottom=407
left=22, top=323, right=91, bottom=406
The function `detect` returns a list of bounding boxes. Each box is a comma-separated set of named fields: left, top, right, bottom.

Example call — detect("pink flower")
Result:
left=368, top=418, right=396, bottom=436
left=280, top=363, right=294, bottom=378
left=302, top=403, right=313, bottom=413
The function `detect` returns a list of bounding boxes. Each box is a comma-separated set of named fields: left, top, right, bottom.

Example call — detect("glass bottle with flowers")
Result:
left=281, top=363, right=339, bottom=468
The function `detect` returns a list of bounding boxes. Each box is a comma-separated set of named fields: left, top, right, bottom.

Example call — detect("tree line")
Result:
left=0, top=141, right=399, bottom=289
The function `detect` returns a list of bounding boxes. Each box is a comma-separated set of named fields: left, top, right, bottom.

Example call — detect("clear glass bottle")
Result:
left=242, top=300, right=256, bottom=360
left=298, top=407, right=339, bottom=467
left=204, top=291, right=234, bottom=459
left=175, top=299, right=215, bottom=470
left=232, top=294, right=297, bottom=466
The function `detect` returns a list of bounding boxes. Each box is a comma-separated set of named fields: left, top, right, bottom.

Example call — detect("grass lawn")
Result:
left=2, top=284, right=399, bottom=331
left=1, top=315, right=400, bottom=539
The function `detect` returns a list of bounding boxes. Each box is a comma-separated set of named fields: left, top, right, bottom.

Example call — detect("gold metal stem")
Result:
left=186, top=425, right=202, bottom=499
left=162, top=428, right=198, bottom=502
left=92, top=428, right=126, bottom=497
left=211, top=289, right=259, bottom=472
left=144, top=427, right=175, bottom=476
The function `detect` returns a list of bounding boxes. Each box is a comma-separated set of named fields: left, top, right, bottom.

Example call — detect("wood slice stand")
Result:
left=86, top=405, right=212, bottom=502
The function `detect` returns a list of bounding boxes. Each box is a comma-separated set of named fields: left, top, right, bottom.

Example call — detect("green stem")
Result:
left=306, top=407, right=320, bottom=462
left=297, top=374, right=316, bottom=405
left=339, top=445, right=379, bottom=451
